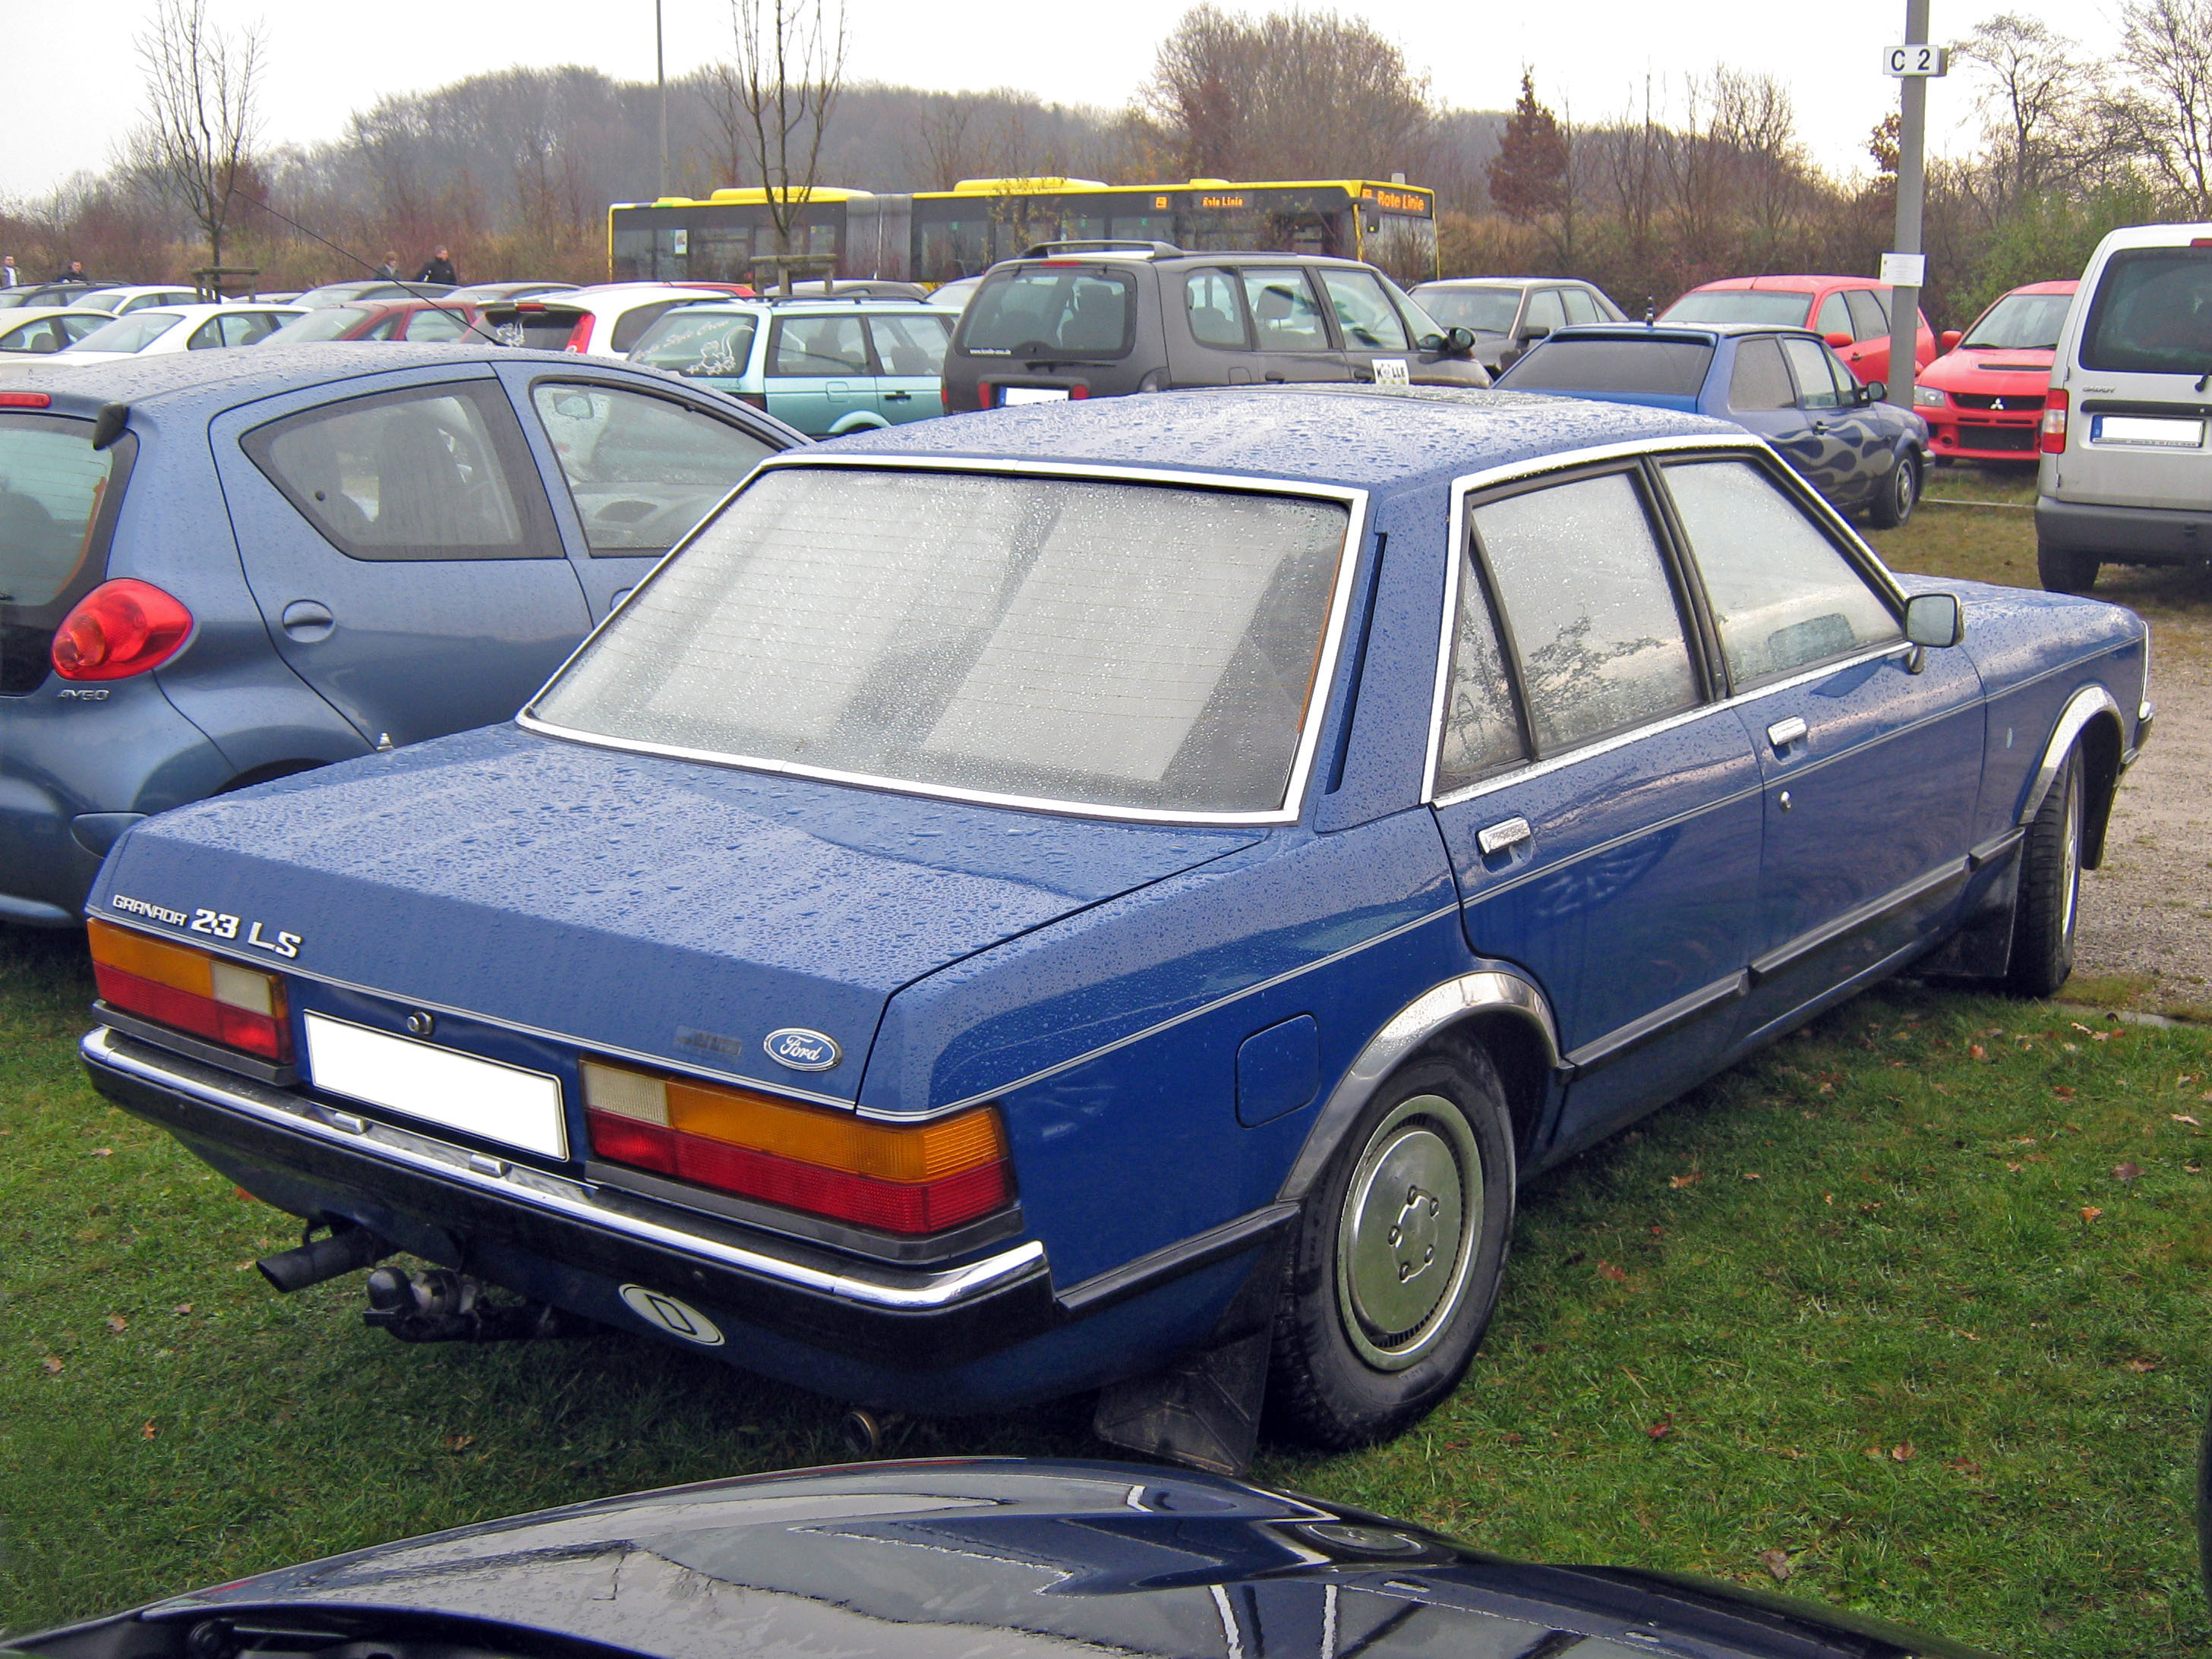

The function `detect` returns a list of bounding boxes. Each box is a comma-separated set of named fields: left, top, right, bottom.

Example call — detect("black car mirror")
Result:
left=1864, top=380, right=1888, bottom=403
left=1448, top=325, right=1478, bottom=355
left=1903, top=592, right=1964, bottom=649
left=1417, top=332, right=1444, bottom=353
left=1516, top=323, right=1551, bottom=345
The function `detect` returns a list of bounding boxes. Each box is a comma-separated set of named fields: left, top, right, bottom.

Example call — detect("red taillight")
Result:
left=1069, top=385, right=1090, bottom=399
left=0, top=391, right=51, bottom=408
left=731, top=391, right=768, bottom=410
left=2041, top=387, right=2069, bottom=455
left=582, top=1058, right=1012, bottom=1235
left=52, top=579, right=193, bottom=681
left=88, top=919, right=290, bottom=1062
left=563, top=314, right=592, bottom=352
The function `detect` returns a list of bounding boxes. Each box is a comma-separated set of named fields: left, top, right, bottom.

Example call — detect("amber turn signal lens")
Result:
left=87, top=919, right=289, bottom=1061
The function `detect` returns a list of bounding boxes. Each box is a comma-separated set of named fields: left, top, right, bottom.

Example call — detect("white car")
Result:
left=926, top=274, right=983, bottom=314
left=71, top=285, right=201, bottom=315
left=475, top=282, right=737, bottom=358
left=0, top=307, right=116, bottom=358
left=54, top=301, right=305, bottom=363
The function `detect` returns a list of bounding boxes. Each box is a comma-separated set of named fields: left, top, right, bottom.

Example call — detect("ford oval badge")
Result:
left=764, top=1027, right=841, bottom=1071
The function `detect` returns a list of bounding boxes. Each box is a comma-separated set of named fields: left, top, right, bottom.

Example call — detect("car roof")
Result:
left=805, top=386, right=1738, bottom=494
left=1682, top=274, right=1877, bottom=293
left=2004, top=279, right=2080, bottom=295
left=1538, top=321, right=1816, bottom=343
left=1415, top=277, right=1552, bottom=289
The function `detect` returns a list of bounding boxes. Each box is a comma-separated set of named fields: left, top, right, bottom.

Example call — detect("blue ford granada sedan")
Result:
left=77, top=387, right=2151, bottom=1470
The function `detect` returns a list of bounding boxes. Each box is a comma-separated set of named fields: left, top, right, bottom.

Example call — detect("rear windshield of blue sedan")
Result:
left=529, top=466, right=1350, bottom=816
left=1496, top=338, right=1714, bottom=396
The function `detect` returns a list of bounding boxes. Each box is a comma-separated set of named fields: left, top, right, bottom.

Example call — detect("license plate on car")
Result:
left=2093, top=414, right=2206, bottom=448
left=303, top=1013, right=566, bottom=1158
left=1000, top=386, right=1070, bottom=405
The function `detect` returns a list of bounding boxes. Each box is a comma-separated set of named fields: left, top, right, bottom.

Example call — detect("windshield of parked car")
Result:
left=629, top=308, right=762, bottom=377
left=530, top=466, right=1352, bottom=815
left=962, top=269, right=1136, bottom=358
left=67, top=311, right=185, bottom=354
left=1494, top=337, right=1715, bottom=396
left=2080, top=248, right=2212, bottom=373
left=1661, top=290, right=1813, bottom=326
left=265, top=306, right=377, bottom=343
left=1412, top=287, right=1523, bottom=334
left=1961, top=291, right=2072, bottom=351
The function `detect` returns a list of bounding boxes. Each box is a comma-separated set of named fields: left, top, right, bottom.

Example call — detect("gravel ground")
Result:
left=2066, top=561, right=2212, bottom=1011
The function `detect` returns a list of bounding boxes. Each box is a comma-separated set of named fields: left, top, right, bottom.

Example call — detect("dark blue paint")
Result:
left=83, top=385, right=2152, bottom=1417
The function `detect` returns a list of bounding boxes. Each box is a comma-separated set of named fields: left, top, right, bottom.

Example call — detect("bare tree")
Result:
left=1711, top=70, right=1806, bottom=259
left=131, top=0, right=264, bottom=277
left=2112, top=0, right=2212, bottom=214
left=1958, top=13, right=2100, bottom=207
left=708, top=0, right=847, bottom=289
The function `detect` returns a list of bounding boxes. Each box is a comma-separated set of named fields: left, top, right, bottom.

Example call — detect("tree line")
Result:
left=5, top=0, right=2209, bottom=324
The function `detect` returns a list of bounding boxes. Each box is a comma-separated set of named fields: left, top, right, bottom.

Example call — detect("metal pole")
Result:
left=1885, top=0, right=1930, bottom=408
left=656, top=0, right=669, bottom=200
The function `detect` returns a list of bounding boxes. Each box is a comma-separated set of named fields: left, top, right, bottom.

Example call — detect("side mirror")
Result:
left=1825, top=331, right=1854, bottom=350
left=1904, top=592, right=1964, bottom=649
left=1865, top=380, right=1889, bottom=402
left=1940, top=329, right=1963, bottom=353
left=1447, top=325, right=1477, bottom=355
left=1516, top=323, right=1551, bottom=345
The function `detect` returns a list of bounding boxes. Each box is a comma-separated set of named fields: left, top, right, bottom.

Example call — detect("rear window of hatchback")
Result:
left=961, top=268, right=1136, bottom=359
left=2080, top=247, right=2212, bottom=374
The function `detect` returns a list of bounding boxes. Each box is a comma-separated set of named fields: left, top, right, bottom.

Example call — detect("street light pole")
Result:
left=1885, top=0, right=1932, bottom=408
left=656, top=0, right=669, bottom=200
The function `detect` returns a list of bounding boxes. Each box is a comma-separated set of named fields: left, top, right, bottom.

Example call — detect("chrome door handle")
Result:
left=1765, top=715, right=1808, bottom=751
left=1476, top=815, right=1532, bottom=856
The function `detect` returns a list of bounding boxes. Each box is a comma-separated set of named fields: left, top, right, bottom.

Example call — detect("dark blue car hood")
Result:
left=88, top=726, right=1261, bottom=1102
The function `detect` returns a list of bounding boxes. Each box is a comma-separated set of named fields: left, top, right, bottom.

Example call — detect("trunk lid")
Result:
left=90, top=724, right=1261, bottom=1102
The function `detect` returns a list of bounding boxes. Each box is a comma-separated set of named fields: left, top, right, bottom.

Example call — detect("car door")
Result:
left=1429, top=461, right=1764, bottom=1159
left=765, top=314, right=880, bottom=434
left=517, top=375, right=784, bottom=617
left=1504, top=287, right=1567, bottom=367
left=1840, top=289, right=1892, bottom=383
left=1773, top=335, right=1884, bottom=505
left=1236, top=267, right=1350, bottom=384
left=211, top=372, right=592, bottom=748
left=1317, top=267, right=1415, bottom=385
left=1654, top=456, right=1985, bottom=1046
left=863, top=311, right=952, bottom=421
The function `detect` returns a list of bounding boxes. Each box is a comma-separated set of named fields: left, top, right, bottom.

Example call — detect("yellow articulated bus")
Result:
left=607, top=178, right=1440, bottom=289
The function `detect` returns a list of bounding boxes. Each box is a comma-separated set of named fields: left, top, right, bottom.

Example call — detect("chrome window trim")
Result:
left=2021, top=685, right=2122, bottom=825
left=1422, top=435, right=1911, bottom=806
left=517, top=454, right=1371, bottom=828
left=84, top=1026, right=1048, bottom=1312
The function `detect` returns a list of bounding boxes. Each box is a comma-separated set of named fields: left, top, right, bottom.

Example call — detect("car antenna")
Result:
left=1644, top=296, right=1655, bottom=326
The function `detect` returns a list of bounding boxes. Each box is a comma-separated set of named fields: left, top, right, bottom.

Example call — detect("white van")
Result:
left=2037, top=221, right=2212, bottom=591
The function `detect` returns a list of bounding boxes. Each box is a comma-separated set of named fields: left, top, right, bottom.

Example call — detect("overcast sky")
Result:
left=0, top=0, right=2128, bottom=204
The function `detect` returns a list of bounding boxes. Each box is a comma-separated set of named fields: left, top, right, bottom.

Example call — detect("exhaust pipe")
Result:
left=257, top=1221, right=395, bottom=1292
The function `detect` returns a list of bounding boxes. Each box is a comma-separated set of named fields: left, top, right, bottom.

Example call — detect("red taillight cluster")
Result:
left=88, top=919, right=290, bottom=1062
left=2040, top=387, right=2068, bottom=456
left=582, top=1058, right=1011, bottom=1235
left=563, top=314, right=592, bottom=352
left=51, top=579, right=193, bottom=680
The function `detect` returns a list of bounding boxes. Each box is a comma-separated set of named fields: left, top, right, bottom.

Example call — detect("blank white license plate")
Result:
left=303, top=1013, right=566, bottom=1159
left=2095, top=414, right=2205, bottom=447
left=1000, top=386, right=1070, bottom=405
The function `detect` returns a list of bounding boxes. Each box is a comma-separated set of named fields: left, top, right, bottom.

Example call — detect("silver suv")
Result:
left=2037, top=221, right=2212, bottom=591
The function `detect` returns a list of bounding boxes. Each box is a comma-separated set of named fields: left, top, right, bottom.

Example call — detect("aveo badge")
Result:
left=617, top=1284, right=724, bottom=1347
left=764, top=1027, right=841, bottom=1071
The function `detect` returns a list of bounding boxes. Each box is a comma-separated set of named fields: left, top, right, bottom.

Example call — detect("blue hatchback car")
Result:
left=0, top=343, right=801, bottom=926
left=77, top=388, right=2150, bottom=1468
left=1494, top=322, right=1932, bottom=528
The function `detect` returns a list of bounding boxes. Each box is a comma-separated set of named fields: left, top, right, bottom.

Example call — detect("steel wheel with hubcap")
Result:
left=1269, top=1051, right=1516, bottom=1449
left=1869, top=450, right=1920, bottom=529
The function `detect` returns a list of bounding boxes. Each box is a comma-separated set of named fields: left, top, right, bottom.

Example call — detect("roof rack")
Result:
left=1018, top=240, right=1186, bottom=260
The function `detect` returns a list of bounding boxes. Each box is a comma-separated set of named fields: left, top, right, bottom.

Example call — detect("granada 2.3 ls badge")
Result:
left=763, top=1027, right=840, bottom=1071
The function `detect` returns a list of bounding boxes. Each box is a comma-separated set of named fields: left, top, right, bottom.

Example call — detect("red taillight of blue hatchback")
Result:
left=582, top=1058, right=1011, bottom=1235
left=51, top=579, right=193, bottom=680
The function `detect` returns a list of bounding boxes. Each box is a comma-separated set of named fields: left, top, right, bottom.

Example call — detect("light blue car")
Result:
left=626, top=297, right=955, bottom=436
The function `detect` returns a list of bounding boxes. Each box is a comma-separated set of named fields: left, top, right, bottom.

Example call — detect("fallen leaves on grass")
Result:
left=2113, top=1162, right=2142, bottom=1182
left=443, top=1435, right=475, bottom=1453
left=1968, top=1044, right=1987, bottom=1061
left=105, top=1314, right=126, bottom=1333
left=1743, top=1171, right=1762, bottom=1181
left=2080, top=1206, right=2104, bottom=1224
left=40, top=1356, right=65, bottom=1374
left=1892, top=1441, right=1915, bottom=1462
left=171, top=1304, right=191, bottom=1315
left=89, top=1147, right=112, bottom=1157
left=1668, top=1171, right=1702, bottom=1190
left=141, top=1421, right=156, bottom=1440
left=1645, top=1418, right=1673, bottom=1440
left=1597, top=1260, right=1630, bottom=1283
left=1759, top=1548, right=1794, bottom=1582
left=2173, top=1114, right=2201, bottom=1127
left=2125, top=1358, right=2158, bottom=1373
left=2053, top=1087, right=2077, bottom=1099
left=2005, top=1162, right=2025, bottom=1172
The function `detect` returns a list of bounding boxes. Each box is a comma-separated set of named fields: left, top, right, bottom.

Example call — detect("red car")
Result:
left=262, top=298, right=484, bottom=345
left=1911, top=279, right=2078, bottom=465
left=1660, top=274, right=1936, bottom=385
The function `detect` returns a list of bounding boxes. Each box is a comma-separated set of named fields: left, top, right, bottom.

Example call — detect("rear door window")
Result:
left=1843, top=289, right=1889, bottom=341
left=1815, top=292, right=1852, bottom=339
left=404, top=308, right=470, bottom=343
left=1185, top=270, right=1250, bottom=349
left=1780, top=336, right=1845, bottom=409
left=1561, top=288, right=1600, bottom=325
left=1320, top=269, right=1411, bottom=349
left=530, top=383, right=776, bottom=555
left=188, top=318, right=226, bottom=349
left=2081, top=247, right=2212, bottom=374
left=771, top=316, right=871, bottom=376
left=1523, top=289, right=1567, bottom=334
left=1498, top=338, right=1714, bottom=396
left=609, top=301, right=690, bottom=355
left=1240, top=269, right=1331, bottom=352
left=866, top=313, right=951, bottom=375
left=963, top=268, right=1137, bottom=358
left=1728, top=337, right=1797, bottom=410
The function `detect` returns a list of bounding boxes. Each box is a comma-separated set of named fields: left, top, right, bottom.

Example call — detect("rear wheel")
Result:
left=2037, top=540, right=2100, bottom=594
left=2007, top=744, right=2084, bottom=998
left=1267, top=1053, right=1515, bottom=1449
left=1868, top=450, right=1920, bottom=528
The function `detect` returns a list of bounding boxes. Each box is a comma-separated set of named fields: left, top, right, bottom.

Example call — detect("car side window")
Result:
left=61, top=314, right=108, bottom=345
left=1728, top=336, right=1797, bottom=411
left=1663, top=459, right=1900, bottom=686
left=1319, top=269, right=1411, bottom=350
left=609, top=301, right=687, bottom=355
left=243, top=381, right=550, bottom=563
left=406, top=308, right=469, bottom=343
left=1470, top=470, right=1702, bottom=756
left=1815, top=292, right=1852, bottom=339
left=1434, top=549, right=1528, bottom=791
left=1239, top=269, right=1330, bottom=352
left=1561, top=287, right=1600, bottom=325
left=364, top=314, right=402, bottom=340
left=1780, top=336, right=1844, bottom=409
left=1523, top=289, right=1566, bottom=334
left=771, top=315, right=872, bottom=376
left=187, top=319, right=226, bottom=350
left=1843, top=289, right=1889, bottom=340
left=530, top=382, right=775, bottom=555
left=1185, top=270, right=1250, bottom=349
left=866, top=313, right=951, bottom=376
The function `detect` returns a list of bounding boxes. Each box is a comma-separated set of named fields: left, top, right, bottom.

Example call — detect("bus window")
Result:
left=1364, top=213, right=1439, bottom=285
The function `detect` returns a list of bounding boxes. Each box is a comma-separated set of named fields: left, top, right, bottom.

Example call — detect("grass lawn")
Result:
left=4, top=471, right=2208, bottom=1654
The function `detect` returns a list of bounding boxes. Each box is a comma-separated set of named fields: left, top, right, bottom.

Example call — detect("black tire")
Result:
left=2006, top=744, right=2083, bottom=998
left=1267, top=1051, right=1516, bottom=1449
left=2037, top=539, right=2100, bottom=594
left=1868, top=449, right=1920, bottom=528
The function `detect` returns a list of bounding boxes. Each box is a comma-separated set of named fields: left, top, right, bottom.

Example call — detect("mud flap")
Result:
left=1917, top=842, right=2021, bottom=982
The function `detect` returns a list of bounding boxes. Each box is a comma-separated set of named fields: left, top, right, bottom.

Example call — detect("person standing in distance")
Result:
left=374, top=251, right=401, bottom=279
left=1, top=257, right=18, bottom=287
left=57, top=259, right=87, bottom=282
left=415, top=246, right=457, bottom=285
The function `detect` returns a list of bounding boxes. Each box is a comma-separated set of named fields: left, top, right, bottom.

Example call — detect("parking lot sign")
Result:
left=1884, top=43, right=1949, bottom=76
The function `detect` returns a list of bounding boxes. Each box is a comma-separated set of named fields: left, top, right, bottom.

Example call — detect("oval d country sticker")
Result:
left=618, top=1284, right=725, bottom=1346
